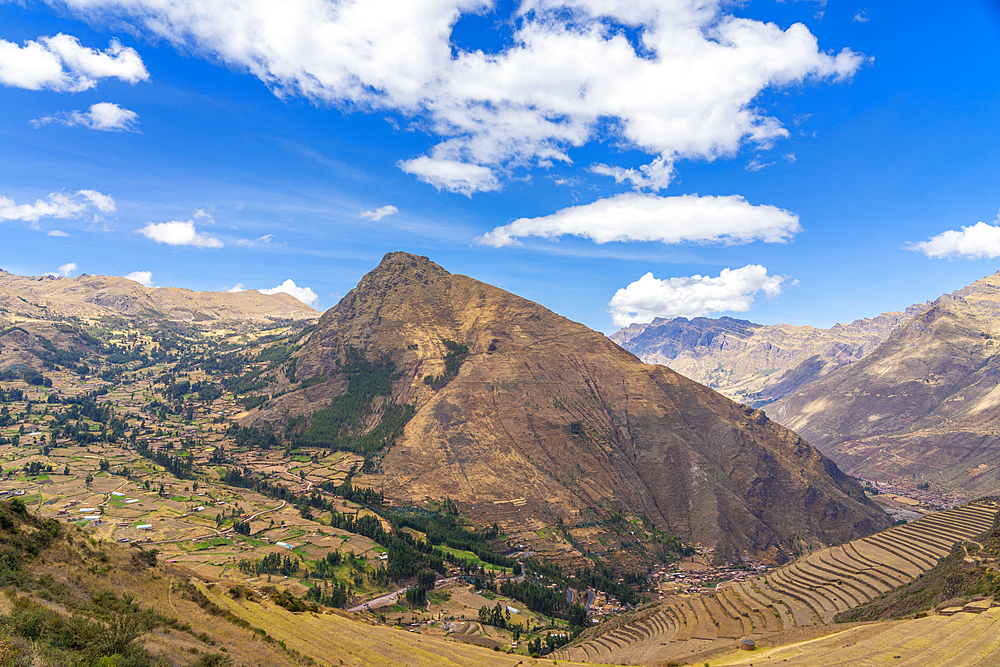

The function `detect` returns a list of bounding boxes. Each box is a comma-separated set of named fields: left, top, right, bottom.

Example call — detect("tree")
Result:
left=85, top=474, right=93, bottom=486
left=567, top=602, right=587, bottom=628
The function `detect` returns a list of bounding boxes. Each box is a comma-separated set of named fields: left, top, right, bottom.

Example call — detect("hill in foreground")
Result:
left=243, top=252, right=888, bottom=565
left=0, top=498, right=605, bottom=667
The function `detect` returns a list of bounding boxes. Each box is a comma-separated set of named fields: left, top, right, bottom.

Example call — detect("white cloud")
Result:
left=0, top=190, right=115, bottom=229
left=609, top=265, right=790, bottom=327
left=360, top=205, right=399, bottom=221
left=227, top=283, right=246, bottom=292
left=745, top=154, right=775, bottom=172
left=908, top=215, right=1000, bottom=260
left=852, top=9, right=870, bottom=23
left=478, top=193, right=800, bottom=247
left=77, top=189, right=116, bottom=213
left=260, top=279, right=319, bottom=308
left=54, top=0, right=864, bottom=194
left=138, top=220, right=223, bottom=248
left=125, top=270, right=154, bottom=287
left=47, top=229, right=69, bottom=237
left=589, top=156, right=674, bottom=191
left=398, top=156, right=501, bottom=196
left=46, top=262, right=78, bottom=277
left=33, top=102, right=140, bottom=132
left=0, top=33, right=148, bottom=92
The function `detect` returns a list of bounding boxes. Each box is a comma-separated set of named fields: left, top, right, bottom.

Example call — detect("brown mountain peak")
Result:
left=257, top=253, right=889, bottom=565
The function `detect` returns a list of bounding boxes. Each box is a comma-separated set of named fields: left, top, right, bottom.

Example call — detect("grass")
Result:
left=434, top=546, right=511, bottom=573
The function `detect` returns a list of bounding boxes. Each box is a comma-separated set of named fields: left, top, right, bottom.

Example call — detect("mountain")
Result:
left=0, top=270, right=319, bottom=323
left=610, top=305, right=928, bottom=405
left=769, top=271, right=1000, bottom=496
left=248, top=252, right=888, bottom=564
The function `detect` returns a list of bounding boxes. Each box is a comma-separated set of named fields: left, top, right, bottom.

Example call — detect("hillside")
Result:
left=610, top=304, right=927, bottom=405
left=245, top=252, right=888, bottom=565
left=770, top=271, right=1000, bottom=496
left=0, top=270, right=319, bottom=323
left=553, top=499, right=999, bottom=666
left=0, top=497, right=607, bottom=667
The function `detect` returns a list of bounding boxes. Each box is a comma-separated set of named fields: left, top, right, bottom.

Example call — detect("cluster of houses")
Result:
left=648, top=559, right=767, bottom=598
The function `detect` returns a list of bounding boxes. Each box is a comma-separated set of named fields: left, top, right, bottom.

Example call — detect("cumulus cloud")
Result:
left=125, top=270, right=154, bottom=287
left=227, top=283, right=245, bottom=292
left=53, top=0, right=864, bottom=194
left=360, top=205, right=398, bottom=221
left=47, top=229, right=69, bottom=237
left=0, top=33, right=148, bottom=92
left=0, top=190, right=115, bottom=229
left=399, top=157, right=501, bottom=196
left=853, top=9, right=870, bottom=23
left=478, top=193, right=800, bottom=247
left=260, top=279, right=320, bottom=308
left=608, top=265, right=791, bottom=327
left=908, top=214, right=1000, bottom=260
left=33, top=102, right=139, bottom=132
left=46, top=262, right=78, bottom=277
left=589, top=156, right=674, bottom=191
left=138, top=220, right=223, bottom=248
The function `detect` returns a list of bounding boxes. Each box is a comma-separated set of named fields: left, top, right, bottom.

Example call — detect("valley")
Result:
left=0, top=259, right=998, bottom=666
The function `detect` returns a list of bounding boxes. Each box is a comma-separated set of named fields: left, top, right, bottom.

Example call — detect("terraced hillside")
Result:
left=553, top=499, right=999, bottom=665
left=716, top=606, right=1000, bottom=666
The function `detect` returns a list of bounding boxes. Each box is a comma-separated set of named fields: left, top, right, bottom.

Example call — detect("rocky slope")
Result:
left=770, top=272, right=1000, bottom=495
left=610, top=307, right=928, bottom=405
left=0, top=270, right=318, bottom=323
left=253, top=252, right=888, bottom=564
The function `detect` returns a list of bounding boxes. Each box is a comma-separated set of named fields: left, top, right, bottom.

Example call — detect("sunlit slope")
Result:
left=193, top=579, right=608, bottom=667
left=772, top=271, right=1000, bottom=495
left=713, top=608, right=1000, bottom=666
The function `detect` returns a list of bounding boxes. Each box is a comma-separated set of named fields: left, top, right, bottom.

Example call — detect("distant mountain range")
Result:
left=0, top=270, right=318, bottom=323
left=246, top=252, right=887, bottom=564
left=610, top=305, right=929, bottom=406
left=612, top=271, right=1000, bottom=496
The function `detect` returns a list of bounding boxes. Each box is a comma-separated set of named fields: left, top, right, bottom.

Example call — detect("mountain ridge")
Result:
left=770, top=270, right=1000, bottom=495
left=246, top=252, right=889, bottom=565
left=610, top=303, right=930, bottom=405
left=0, top=269, right=319, bottom=323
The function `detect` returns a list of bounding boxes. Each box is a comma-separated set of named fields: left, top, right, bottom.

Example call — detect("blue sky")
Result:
left=1, top=0, right=998, bottom=334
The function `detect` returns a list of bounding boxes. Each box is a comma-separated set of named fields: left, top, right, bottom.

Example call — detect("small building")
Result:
left=740, top=638, right=756, bottom=651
